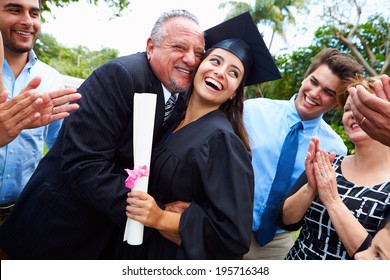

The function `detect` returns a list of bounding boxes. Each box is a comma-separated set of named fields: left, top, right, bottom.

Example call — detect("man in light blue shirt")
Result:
left=0, top=0, right=66, bottom=218
left=243, top=48, right=364, bottom=259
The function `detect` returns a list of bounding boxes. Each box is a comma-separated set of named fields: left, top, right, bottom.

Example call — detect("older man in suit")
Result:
left=0, top=9, right=204, bottom=259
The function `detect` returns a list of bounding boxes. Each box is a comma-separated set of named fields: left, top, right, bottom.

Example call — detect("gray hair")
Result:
left=150, top=9, right=200, bottom=46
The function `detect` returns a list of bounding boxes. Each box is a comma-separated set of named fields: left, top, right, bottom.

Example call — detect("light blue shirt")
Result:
left=243, top=95, right=347, bottom=233
left=0, top=51, right=64, bottom=205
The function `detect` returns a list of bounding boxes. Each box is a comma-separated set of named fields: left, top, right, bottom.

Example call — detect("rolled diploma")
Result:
left=123, top=93, right=157, bottom=245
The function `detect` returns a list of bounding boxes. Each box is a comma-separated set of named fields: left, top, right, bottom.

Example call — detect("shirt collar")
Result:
left=26, top=50, right=38, bottom=73
left=162, top=84, right=178, bottom=103
left=287, top=94, right=323, bottom=130
left=3, top=50, right=37, bottom=74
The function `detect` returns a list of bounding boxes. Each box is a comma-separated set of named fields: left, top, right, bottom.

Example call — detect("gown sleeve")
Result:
left=176, top=131, right=254, bottom=259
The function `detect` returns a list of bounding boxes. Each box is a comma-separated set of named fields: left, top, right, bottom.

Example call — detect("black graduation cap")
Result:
left=204, top=12, right=281, bottom=86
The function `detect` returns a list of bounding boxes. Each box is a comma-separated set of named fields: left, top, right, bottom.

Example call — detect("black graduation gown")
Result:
left=125, top=110, right=254, bottom=259
left=0, top=52, right=184, bottom=259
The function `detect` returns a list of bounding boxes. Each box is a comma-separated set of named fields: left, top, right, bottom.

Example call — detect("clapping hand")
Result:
left=0, top=32, right=81, bottom=147
left=305, top=137, right=336, bottom=193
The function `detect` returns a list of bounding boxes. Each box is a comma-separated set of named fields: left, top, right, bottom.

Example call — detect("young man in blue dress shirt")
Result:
left=243, top=48, right=364, bottom=259
left=0, top=0, right=80, bottom=222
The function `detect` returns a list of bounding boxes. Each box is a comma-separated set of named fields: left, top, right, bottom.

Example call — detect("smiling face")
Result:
left=354, top=227, right=390, bottom=260
left=295, top=64, right=340, bottom=121
left=191, top=48, right=244, bottom=109
left=0, top=0, right=41, bottom=56
left=342, top=95, right=370, bottom=143
left=147, top=16, right=204, bottom=94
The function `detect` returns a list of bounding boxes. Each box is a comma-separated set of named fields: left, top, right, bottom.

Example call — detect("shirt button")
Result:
left=7, top=76, right=11, bottom=81
left=9, top=149, right=14, bottom=154
left=6, top=174, right=11, bottom=179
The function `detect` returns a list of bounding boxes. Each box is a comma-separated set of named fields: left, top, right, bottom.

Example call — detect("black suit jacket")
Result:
left=0, top=52, right=186, bottom=259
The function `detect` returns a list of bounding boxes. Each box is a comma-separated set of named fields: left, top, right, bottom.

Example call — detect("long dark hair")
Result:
left=185, top=48, right=251, bottom=151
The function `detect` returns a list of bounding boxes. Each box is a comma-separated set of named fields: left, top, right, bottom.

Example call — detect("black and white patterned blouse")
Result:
left=282, top=155, right=390, bottom=260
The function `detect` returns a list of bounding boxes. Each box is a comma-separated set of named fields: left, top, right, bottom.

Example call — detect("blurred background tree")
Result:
left=36, top=0, right=388, bottom=154
left=35, top=0, right=126, bottom=78
left=33, top=33, right=119, bottom=79
left=220, top=0, right=389, bottom=154
left=40, top=0, right=129, bottom=18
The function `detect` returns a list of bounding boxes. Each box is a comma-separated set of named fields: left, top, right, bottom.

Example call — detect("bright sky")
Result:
left=41, top=0, right=314, bottom=57
left=42, top=0, right=227, bottom=56
left=41, top=0, right=389, bottom=57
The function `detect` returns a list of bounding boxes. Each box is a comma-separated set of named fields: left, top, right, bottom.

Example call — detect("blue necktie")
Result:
left=255, top=121, right=303, bottom=246
left=163, top=94, right=176, bottom=125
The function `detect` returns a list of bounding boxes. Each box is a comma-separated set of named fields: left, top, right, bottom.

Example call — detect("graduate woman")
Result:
left=123, top=12, right=281, bottom=259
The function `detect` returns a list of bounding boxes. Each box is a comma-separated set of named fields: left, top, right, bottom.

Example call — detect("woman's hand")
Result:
left=158, top=201, right=191, bottom=245
left=126, top=191, right=185, bottom=244
left=126, top=190, right=164, bottom=229
left=305, top=137, right=319, bottom=193
left=312, top=148, right=369, bottom=256
left=314, top=148, right=340, bottom=207
left=158, top=230, right=182, bottom=245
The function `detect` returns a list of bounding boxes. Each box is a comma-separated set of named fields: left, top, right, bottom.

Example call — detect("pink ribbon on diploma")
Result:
left=124, top=165, right=150, bottom=189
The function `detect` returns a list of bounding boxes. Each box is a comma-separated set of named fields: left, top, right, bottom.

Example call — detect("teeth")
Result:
left=305, top=96, right=316, bottom=106
left=351, top=123, right=359, bottom=129
left=205, top=78, right=222, bottom=90
left=16, top=31, right=31, bottom=36
left=178, top=68, right=190, bottom=75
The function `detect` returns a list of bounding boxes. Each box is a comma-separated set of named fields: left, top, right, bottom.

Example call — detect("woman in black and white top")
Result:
left=277, top=75, right=390, bottom=260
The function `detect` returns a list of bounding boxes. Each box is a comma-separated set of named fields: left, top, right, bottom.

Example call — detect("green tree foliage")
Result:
left=263, top=48, right=317, bottom=98
left=234, top=0, right=388, bottom=154
left=317, top=0, right=390, bottom=76
left=35, top=1, right=124, bottom=79
left=220, top=0, right=307, bottom=49
left=40, top=0, right=130, bottom=18
left=312, top=15, right=389, bottom=75
left=34, top=33, right=119, bottom=79
left=255, top=14, right=388, bottom=154
left=221, top=0, right=309, bottom=100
